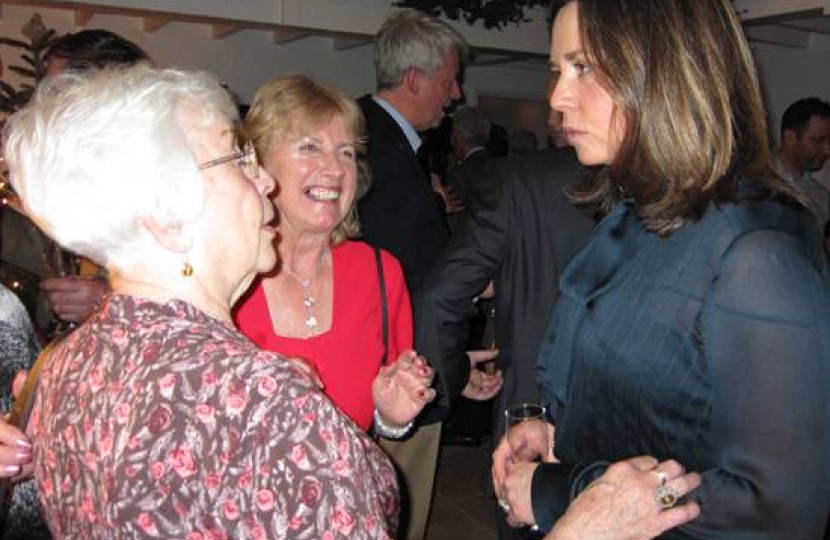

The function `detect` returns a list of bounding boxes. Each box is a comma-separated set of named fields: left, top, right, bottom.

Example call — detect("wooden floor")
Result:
left=425, top=440, right=498, bottom=540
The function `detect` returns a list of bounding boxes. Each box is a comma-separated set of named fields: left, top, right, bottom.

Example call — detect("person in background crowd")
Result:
left=417, top=108, right=594, bottom=539
left=546, top=106, right=568, bottom=149
left=42, top=29, right=148, bottom=76
left=4, top=65, right=399, bottom=538
left=446, top=106, right=493, bottom=210
left=356, top=10, right=492, bottom=540
left=236, top=74, right=435, bottom=436
left=0, top=285, right=48, bottom=540
left=509, top=129, right=537, bottom=156
left=358, top=8, right=463, bottom=296
left=774, top=97, right=830, bottom=229
left=486, top=124, right=510, bottom=158
left=494, top=0, right=830, bottom=538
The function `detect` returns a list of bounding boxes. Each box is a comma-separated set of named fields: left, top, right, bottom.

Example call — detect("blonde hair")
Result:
left=245, top=75, right=368, bottom=244
left=554, top=0, right=803, bottom=234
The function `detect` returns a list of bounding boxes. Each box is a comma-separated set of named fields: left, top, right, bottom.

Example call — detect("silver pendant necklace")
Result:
left=283, top=266, right=318, bottom=329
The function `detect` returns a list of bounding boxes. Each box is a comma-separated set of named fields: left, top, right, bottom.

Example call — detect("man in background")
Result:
left=446, top=106, right=492, bottom=209
left=357, top=10, right=490, bottom=540
left=415, top=109, right=595, bottom=539
left=774, top=97, right=830, bottom=229
left=443, top=106, right=492, bottom=234
left=509, top=128, right=537, bottom=156
left=358, top=9, right=465, bottom=296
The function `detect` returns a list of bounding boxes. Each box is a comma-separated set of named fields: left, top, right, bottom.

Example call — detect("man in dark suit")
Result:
left=357, top=10, right=479, bottom=540
left=358, top=10, right=467, bottom=297
left=416, top=144, right=593, bottom=429
left=446, top=105, right=492, bottom=210
left=415, top=124, right=595, bottom=538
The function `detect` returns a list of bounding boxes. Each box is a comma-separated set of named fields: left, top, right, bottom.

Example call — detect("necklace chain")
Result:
left=283, top=265, right=318, bottom=330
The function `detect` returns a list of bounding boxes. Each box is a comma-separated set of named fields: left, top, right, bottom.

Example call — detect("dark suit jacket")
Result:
left=415, top=148, right=595, bottom=426
left=357, top=96, right=449, bottom=295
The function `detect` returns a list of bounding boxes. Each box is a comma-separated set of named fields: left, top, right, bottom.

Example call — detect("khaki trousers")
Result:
left=380, top=422, right=442, bottom=540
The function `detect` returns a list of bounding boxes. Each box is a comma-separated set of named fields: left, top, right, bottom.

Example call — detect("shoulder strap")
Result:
left=0, top=339, right=60, bottom=528
left=7, top=338, right=59, bottom=430
left=373, top=246, right=389, bottom=365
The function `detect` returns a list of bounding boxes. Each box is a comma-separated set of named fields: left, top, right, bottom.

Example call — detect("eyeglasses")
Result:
left=198, top=140, right=260, bottom=179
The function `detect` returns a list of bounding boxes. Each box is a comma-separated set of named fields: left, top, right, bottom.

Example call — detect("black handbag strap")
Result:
left=373, top=246, right=389, bottom=365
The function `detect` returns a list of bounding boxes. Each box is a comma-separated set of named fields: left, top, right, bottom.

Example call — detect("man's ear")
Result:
left=403, top=67, right=423, bottom=96
left=138, top=215, right=193, bottom=254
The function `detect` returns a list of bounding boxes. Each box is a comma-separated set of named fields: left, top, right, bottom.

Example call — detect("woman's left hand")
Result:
left=372, top=350, right=436, bottom=426
left=548, top=457, right=701, bottom=540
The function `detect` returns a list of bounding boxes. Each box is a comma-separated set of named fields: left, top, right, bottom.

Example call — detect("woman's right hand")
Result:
left=492, top=419, right=556, bottom=502
left=373, top=350, right=435, bottom=427
left=548, top=456, right=701, bottom=540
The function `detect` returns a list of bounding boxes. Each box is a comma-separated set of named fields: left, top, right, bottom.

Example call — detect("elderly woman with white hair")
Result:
left=2, top=65, right=400, bottom=538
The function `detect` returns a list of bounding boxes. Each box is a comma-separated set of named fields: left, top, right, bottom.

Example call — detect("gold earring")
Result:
left=181, top=261, right=193, bottom=277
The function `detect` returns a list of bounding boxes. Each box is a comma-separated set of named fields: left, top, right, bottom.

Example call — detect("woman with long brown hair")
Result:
left=493, top=0, right=830, bottom=538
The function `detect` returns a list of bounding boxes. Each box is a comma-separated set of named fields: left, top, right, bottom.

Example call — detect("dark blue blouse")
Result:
left=533, top=197, right=830, bottom=539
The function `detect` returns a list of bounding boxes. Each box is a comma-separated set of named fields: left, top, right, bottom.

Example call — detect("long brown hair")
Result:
left=551, top=0, right=804, bottom=234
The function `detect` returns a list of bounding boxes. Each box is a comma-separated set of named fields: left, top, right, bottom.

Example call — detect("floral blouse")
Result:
left=30, top=294, right=399, bottom=539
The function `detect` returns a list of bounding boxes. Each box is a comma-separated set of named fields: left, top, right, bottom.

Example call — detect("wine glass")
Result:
left=41, top=240, right=79, bottom=336
left=42, top=241, right=78, bottom=279
left=499, top=403, right=550, bottom=540
left=503, top=402, right=549, bottom=539
left=504, top=402, right=549, bottom=462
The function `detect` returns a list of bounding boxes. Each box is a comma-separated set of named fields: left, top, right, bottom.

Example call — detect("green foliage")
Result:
left=0, top=15, right=56, bottom=114
left=393, top=0, right=550, bottom=29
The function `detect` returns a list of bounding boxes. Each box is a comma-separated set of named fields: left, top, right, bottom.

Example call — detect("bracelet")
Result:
left=373, top=409, right=413, bottom=439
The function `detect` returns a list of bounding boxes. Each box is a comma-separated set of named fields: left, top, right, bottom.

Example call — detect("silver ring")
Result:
left=654, top=483, right=680, bottom=510
left=498, top=499, right=511, bottom=513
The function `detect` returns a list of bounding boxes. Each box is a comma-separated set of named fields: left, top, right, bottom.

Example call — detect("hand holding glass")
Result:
left=41, top=241, right=80, bottom=335
left=504, top=403, right=552, bottom=463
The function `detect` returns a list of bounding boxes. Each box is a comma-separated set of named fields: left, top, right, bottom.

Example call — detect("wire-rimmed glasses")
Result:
left=198, top=140, right=260, bottom=179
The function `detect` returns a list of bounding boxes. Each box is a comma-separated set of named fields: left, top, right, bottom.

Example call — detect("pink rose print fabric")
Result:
left=30, top=295, right=399, bottom=539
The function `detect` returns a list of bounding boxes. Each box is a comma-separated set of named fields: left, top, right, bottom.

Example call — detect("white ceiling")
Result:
left=1, top=0, right=827, bottom=70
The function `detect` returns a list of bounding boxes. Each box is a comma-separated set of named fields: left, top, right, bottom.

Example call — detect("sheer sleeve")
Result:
left=681, top=229, right=830, bottom=539
left=532, top=227, right=830, bottom=539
